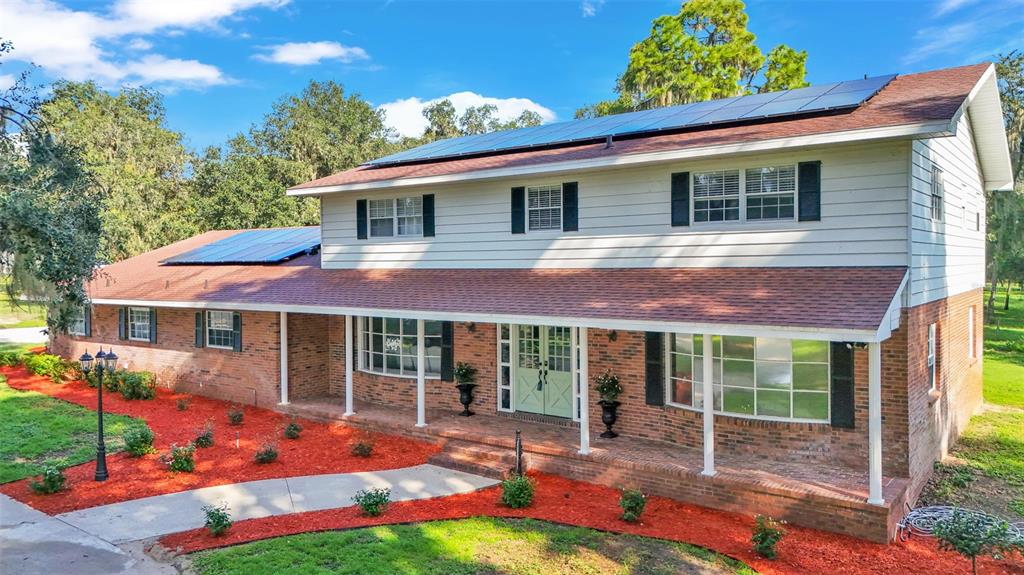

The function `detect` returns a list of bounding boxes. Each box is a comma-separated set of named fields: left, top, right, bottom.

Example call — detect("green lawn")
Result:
left=983, top=287, right=1024, bottom=408
left=0, top=278, right=46, bottom=329
left=191, top=517, right=756, bottom=575
left=0, top=374, right=149, bottom=483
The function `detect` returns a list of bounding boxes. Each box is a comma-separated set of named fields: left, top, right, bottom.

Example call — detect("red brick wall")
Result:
left=287, top=313, right=329, bottom=399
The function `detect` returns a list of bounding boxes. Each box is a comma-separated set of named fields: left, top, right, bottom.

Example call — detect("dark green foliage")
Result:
left=934, top=510, right=1020, bottom=575
left=22, top=353, right=71, bottom=383
left=195, top=420, right=214, bottom=448
left=283, top=421, right=302, bottom=440
left=254, top=440, right=278, bottom=464
left=595, top=370, right=623, bottom=402
left=29, top=466, right=66, bottom=494
left=118, top=371, right=155, bottom=400
left=0, top=351, right=22, bottom=367
left=619, top=489, right=647, bottom=522
left=203, top=503, right=233, bottom=536
left=351, top=441, right=373, bottom=457
left=227, top=406, right=244, bottom=426
left=453, top=362, right=477, bottom=384
left=165, top=443, right=196, bottom=473
left=352, top=487, right=390, bottom=516
left=122, top=426, right=154, bottom=457
left=751, top=515, right=786, bottom=559
left=501, top=474, right=535, bottom=509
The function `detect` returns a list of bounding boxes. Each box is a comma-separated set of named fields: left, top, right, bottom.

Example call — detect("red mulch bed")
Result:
left=160, top=472, right=1023, bottom=575
left=0, top=365, right=440, bottom=514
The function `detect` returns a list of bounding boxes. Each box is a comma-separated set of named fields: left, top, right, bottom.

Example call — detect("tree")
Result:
left=0, top=40, right=102, bottom=332
left=933, top=510, right=1019, bottom=575
left=418, top=100, right=543, bottom=143
left=578, top=0, right=808, bottom=117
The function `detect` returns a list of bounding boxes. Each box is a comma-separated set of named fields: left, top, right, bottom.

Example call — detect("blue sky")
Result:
left=1, top=0, right=1021, bottom=152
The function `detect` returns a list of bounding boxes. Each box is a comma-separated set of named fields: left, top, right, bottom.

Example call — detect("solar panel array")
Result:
left=161, top=227, right=321, bottom=265
left=368, top=73, right=896, bottom=167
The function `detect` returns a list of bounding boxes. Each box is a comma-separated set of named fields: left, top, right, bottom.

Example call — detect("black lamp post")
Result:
left=79, top=347, right=117, bottom=481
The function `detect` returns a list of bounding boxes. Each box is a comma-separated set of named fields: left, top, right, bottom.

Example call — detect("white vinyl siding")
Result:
left=320, top=141, right=911, bottom=269
left=206, top=311, right=234, bottom=349
left=128, top=307, right=151, bottom=341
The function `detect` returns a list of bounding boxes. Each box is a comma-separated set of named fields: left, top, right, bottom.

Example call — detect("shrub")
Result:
left=352, top=487, right=390, bottom=516
left=29, top=466, right=66, bottom=494
left=23, top=353, right=71, bottom=383
left=119, top=371, right=155, bottom=400
left=595, top=370, right=623, bottom=403
left=751, top=515, right=786, bottom=559
left=501, top=474, right=535, bottom=509
left=202, top=503, right=233, bottom=536
left=619, top=489, right=647, bottom=522
left=176, top=397, right=192, bottom=411
left=0, top=350, right=22, bottom=367
left=934, top=510, right=1018, bottom=575
left=195, top=420, right=215, bottom=448
left=123, top=426, right=155, bottom=457
left=227, top=406, right=244, bottom=426
left=283, top=420, right=302, bottom=440
left=453, top=362, right=477, bottom=384
left=164, top=443, right=196, bottom=473
left=351, top=441, right=374, bottom=458
left=254, top=439, right=278, bottom=464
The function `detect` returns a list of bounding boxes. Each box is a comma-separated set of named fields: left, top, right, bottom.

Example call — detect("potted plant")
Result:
left=453, top=362, right=478, bottom=416
left=595, top=370, right=623, bottom=438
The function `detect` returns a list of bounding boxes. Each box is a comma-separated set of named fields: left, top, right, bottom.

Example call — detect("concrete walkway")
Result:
left=0, top=327, right=47, bottom=345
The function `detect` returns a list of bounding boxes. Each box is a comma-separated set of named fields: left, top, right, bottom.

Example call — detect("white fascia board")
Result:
left=953, top=64, right=1014, bottom=191
left=90, top=297, right=882, bottom=342
left=874, top=270, right=909, bottom=342
left=288, top=121, right=952, bottom=196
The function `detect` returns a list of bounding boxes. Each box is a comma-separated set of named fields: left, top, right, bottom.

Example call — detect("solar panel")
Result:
left=367, top=73, right=896, bottom=167
left=161, top=227, right=321, bottom=265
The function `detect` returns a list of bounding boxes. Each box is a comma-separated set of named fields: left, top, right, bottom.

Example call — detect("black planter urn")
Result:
left=598, top=400, right=620, bottom=438
left=456, top=383, right=477, bottom=416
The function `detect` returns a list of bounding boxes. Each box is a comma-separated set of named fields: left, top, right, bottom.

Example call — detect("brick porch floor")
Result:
left=282, top=396, right=910, bottom=542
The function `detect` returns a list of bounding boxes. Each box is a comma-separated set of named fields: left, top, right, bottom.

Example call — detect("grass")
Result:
left=190, top=517, right=757, bottom=575
left=983, top=287, right=1024, bottom=408
left=0, top=342, right=39, bottom=354
left=0, top=277, right=46, bottom=329
left=0, top=373, right=150, bottom=483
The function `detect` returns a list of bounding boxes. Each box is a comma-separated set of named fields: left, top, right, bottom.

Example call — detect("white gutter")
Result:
left=288, top=121, right=952, bottom=196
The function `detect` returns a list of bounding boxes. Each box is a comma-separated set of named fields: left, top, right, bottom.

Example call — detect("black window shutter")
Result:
left=84, top=306, right=92, bottom=338
left=440, top=321, right=455, bottom=381
left=232, top=312, right=243, bottom=352
left=149, top=308, right=158, bottom=343
left=830, top=342, right=855, bottom=428
left=194, top=312, right=204, bottom=348
left=422, top=194, right=435, bottom=237
left=644, top=332, right=665, bottom=406
left=671, top=172, right=690, bottom=227
left=798, top=161, right=822, bottom=222
left=356, top=199, right=368, bottom=239
left=118, top=307, right=127, bottom=340
left=562, top=182, right=578, bottom=232
left=511, top=187, right=526, bottom=234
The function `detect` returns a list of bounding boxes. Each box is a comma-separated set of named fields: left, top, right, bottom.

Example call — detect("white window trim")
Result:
left=128, top=306, right=151, bottom=342
left=357, top=316, right=441, bottom=380
left=526, top=184, right=563, bottom=233
left=927, top=323, right=938, bottom=391
left=691, top=164, right=798, bottom=226
left=930, top=166, right=945, bottom=223
left=206, top=310, right=235, bottom=350
left=367, top=197, right=424, bottom=239
left=496, top=323, right=514, bottom=413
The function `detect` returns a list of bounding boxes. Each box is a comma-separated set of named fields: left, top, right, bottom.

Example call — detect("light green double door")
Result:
left=515, top=325, right=573, bottom=419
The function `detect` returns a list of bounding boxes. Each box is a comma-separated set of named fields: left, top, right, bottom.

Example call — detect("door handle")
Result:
left=537, top=360, right=547, bottom=391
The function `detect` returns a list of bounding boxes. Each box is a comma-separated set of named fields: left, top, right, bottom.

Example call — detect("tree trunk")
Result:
left=988, top=258, right=1000, bottom=317
left=1005, top=281, right=1012, bottom=311
left=972, top=555, right=977, bottom=575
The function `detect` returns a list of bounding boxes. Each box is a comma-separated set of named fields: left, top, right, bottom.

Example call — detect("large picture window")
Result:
left=361, top=317, right=442, bottom=378
left=128, top=307, right=151, bottom=341
left=527, top=185, right=562, bottom=231
left=207, top=311, right=235, bottom=349
left=667, top=334, right=830, bottom=422
left=368, top=197, right=423, bottom=238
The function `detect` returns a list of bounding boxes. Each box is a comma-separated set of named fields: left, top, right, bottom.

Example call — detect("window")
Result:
left=745, top=166, right=796, bottom=220
left=966, top=209, right=981, bottom=232
left=693, top=170, right=740, bottom=222
left=128, top=307, right=151, bottom=341
left=368, top=197, right=423, bottom=238
left=361, top=317, right=442, bottom=378
left=667, top=334, right=830, bottom=422
left=527, top=185, right=562, bottom=231
left=207, top=311, right=235, bottom=349
left=497, top=324, right=513, bottom=412
left=930, top=166, right=944, bottom=222
left=968, top=307, right=976, bottom=360
left=69, top=308, right=87, bottom=336
left=927, top=323, right=938, bottom=391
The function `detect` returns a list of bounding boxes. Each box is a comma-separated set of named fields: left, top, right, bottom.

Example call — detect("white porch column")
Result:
left=578, top=327, right=590, bottom=455
left=415, top=318, right=426, bottom=427
left=701, top=332, right=715, bottom=476
left=344, top=315, right=354, bottom=416
left=868, top=341, right=884, bottom=505
left=278, top=311, right=289, bottom=405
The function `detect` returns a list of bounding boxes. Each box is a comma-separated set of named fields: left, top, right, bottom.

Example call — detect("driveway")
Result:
left=0, top=327, right=47, bottom=345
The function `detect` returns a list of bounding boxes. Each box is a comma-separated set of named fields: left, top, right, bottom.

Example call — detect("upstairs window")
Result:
left=527, top=185, right=562, bottom=231
left=128, top=307, right=151, bottom=341
left=693, top=170, right=740, bottom=222
left=930, top=166, right=944, bottom=222
left=368, top=197, right=423, bottom=238
left=746, top=166, right=796, bottom=220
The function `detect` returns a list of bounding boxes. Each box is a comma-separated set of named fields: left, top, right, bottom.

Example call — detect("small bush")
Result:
left=202, top=503, right=233, bottom=536
left=751, top=515, right=786, bottom=559
left=119, top=371, right=156, bottom=400
left=123, top=426, right=155, bottom=457
left=164, top=443, right=196, bottom=473
left=195, top=420, right=215, bottom=448
left=176, top=397, right=192, bottom=411
left=595, top=370, right=623, bottom=403
left=29, top=466, right=66, bottom=494
left=283, top=420, right=302, bottom=440
left=23, top=353, right=71, bottom=384
left=352, top=487, right=390, bottom=516
left=619, top=489, right=647, bottom=522
left=501, top=474, right=535, bottom=509
left=934, top=510, right=1019, bottom=575
left=227, top=406, right=244, bottom=426
left=351, top=441, right=374, bottom=457
left=254, top=439, right=278, bottom=464
left=0, top=350, right=22, bottom=367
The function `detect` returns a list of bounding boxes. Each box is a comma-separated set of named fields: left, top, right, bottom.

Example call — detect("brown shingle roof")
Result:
left=291, top=63, right=988, bottom=191
left=88, top=230, right=906, bottom=333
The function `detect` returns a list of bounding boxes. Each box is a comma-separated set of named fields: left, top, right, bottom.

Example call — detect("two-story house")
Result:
left=50, top=62, right=1013, bottom=542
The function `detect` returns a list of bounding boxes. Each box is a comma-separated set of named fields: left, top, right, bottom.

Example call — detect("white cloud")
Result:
left=581, top=0, right=604, bottom=17
left=0, top=74, right=16, bottom=91
left=905, top=2, right=1024, bottom=66
left=378, top=91, right=557, bottom=138
left=0, top=0, right=285, bottom=89
left=902, top=22, right=977, bottom=65
left=254, top=41, right=370, bottom=66
left=933, top=0, right=975, bottom=17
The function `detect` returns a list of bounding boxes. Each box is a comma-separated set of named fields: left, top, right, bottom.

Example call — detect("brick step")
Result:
left=428, top=440, right=526, bottom=479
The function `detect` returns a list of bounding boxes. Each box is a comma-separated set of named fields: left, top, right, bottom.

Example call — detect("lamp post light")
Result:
left=79, top=347, right=117, bottom=481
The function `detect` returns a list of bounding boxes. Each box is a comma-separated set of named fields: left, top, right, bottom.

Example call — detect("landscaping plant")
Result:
left=202, top=502, right=233, bottom=536
left=122, top=425, right=155, bottom=457
left=176, top=396, right=192, bottom=411
left=619, top=488, right=647, bottom=522
left=283, top=420, right=302, bottom=440
left=0, top=350, right=22, bottom=367
left=227, top=406, right=244, bottom=426
left=119, top=371, right=156, bottom=400
left=751, top=515, right=786, bottom=559
left=165, top=443, right=197, bottom=473
left=595, top=370, right=623, bottom=403
left=29, top=466, right=66, bottom=494
left=195, top=420, right=215, bottom=448
left=352, top=487, right=390, bottom=516
left=351, top=434, right=375, bottom=457
left=22, top=353, right=72, bottom=384
left=501, top=473, right=535, bottom=509
left=933, top=509, right=1019, bottom=575
left=254, top=439, right=279, bottom=464
left=453, top=362, right=477, bottom=384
